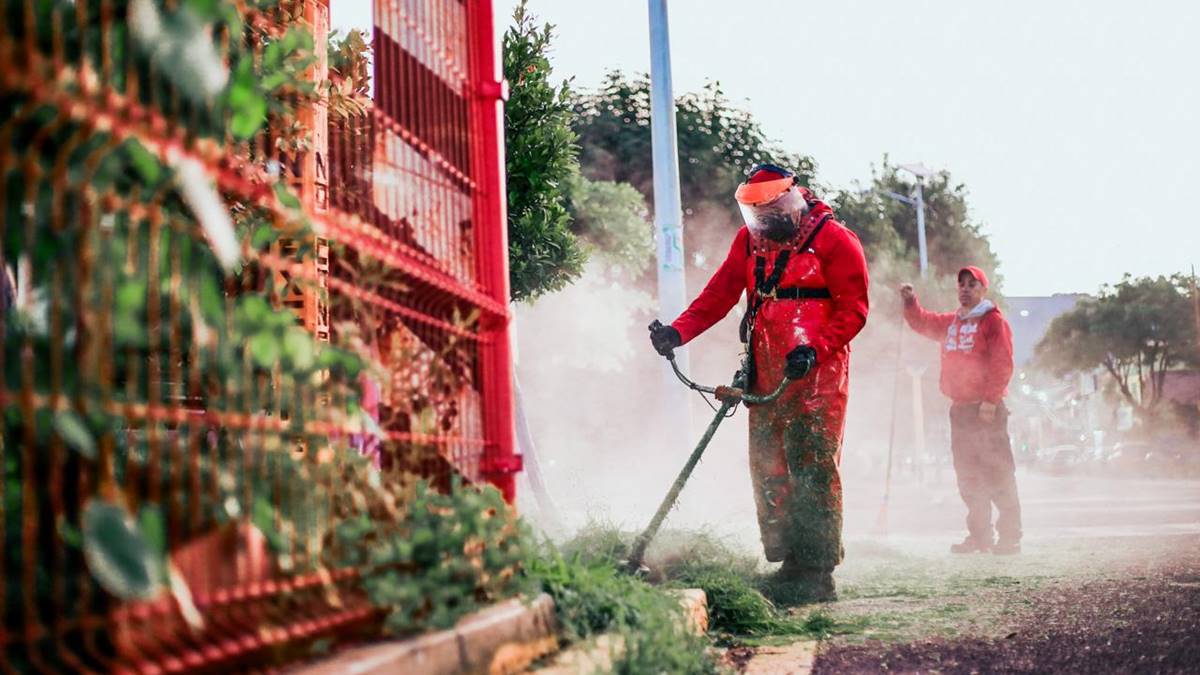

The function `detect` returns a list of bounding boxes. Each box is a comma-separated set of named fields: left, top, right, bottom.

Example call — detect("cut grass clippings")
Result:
left=553, top=523, right=855, bottom=644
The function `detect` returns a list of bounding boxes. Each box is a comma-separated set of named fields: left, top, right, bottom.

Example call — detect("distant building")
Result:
left=1160, top=370, right=1200, bottom=407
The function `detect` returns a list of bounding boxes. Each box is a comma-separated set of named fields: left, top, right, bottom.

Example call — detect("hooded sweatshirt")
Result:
left=904, top=297, right=1013, bottom=404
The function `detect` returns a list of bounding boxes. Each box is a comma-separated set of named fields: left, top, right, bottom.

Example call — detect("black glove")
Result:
left=784, top=345, right=817, bottom=380
left=648, top=321, right=682, bottom=357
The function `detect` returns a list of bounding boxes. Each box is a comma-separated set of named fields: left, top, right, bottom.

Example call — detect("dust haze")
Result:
left=513, top=256, right=1200, bottom=566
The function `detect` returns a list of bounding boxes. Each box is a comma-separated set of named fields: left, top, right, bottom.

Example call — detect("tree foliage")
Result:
left=1035, top=274, right=1199, bottom=413
left=327, top=28, right=372, bottom=117
left=565, top=174, right=653, bottom=274
left=502, top=1, right=587, bottom=302
left=830, top=158, right=1002, bottom=288
left=572, top=72, right=815, bottom=279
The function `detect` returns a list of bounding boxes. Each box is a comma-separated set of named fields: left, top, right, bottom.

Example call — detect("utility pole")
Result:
left=907, top=171, right=928, bottom=476
left=914, top=180, right=928, bottom=278
left=648, top=0, right=692, bottom=443
left=1192, top=266, right=1199, bottom=362
left=892, top=163, right=935, bottom=476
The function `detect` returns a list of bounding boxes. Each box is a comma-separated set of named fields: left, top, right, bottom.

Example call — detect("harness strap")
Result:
left=755, top=249, right=792, bottom=295
left=742, top=213, right=835, bottom=336
left=797, top=213, right=832, bottom=253
left=772, top=287, right=832, bottom=299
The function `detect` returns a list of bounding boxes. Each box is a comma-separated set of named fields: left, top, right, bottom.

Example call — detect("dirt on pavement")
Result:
left=812, top=536, right=1200, bottom=674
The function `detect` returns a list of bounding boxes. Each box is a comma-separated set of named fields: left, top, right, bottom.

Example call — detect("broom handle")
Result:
left=883, top=317, right=906, bottom=503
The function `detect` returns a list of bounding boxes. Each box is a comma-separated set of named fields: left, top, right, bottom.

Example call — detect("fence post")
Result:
left=469, top=0, right=519, bottom=503
left=279, top=0, right=330, bottom=344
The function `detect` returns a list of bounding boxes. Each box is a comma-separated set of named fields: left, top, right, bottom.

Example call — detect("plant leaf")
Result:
left=274, top=182, right=301, bottom=210
left=54, top=410, right=96, bottom=459
left=82, top=499, right=162, bottom=601
left=249, top=331, right=281, bottom=368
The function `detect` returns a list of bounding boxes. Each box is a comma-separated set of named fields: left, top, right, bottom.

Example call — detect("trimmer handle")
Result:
left=648, top=320, right=676, bottom=361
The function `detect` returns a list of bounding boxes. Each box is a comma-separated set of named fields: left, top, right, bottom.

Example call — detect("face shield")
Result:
left=735, top=179, right=809, bottom=242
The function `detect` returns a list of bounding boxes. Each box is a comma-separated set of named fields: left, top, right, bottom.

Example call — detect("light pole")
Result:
left=648, top=0, right=692, bottom=444
left=881, top=162, right=935, bottom=477
left=896, top=162, right=933, bottom=278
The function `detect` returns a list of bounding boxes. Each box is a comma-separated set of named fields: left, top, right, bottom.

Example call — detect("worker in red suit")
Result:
left=900, top=266, right=1021, bottom=555
left=649, top=164, right=869, bottom=601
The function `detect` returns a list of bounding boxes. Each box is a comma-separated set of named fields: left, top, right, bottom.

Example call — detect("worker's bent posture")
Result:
left=650, top=165, right=869, bottom=601
left=900, top=267, right=1021, bottom=555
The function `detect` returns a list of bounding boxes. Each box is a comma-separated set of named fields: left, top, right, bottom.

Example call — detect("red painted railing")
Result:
left=326, top=0, right=516, bottom=500
left=0, top=0, right=515, bottom=671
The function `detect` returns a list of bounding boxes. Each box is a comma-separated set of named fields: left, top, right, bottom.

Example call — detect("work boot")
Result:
left=949, top=536, right=992, bottom=554
left=775, top=555, right=806, bottom=580
left=801, top=569, right=837, bottom=603
left=766, top=559, right=837, bottom=604
left=761, top=520, right=788, bottom=563
left=992, top=540, right=1021, bottom=555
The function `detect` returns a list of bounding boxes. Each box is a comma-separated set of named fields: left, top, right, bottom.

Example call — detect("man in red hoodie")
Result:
left=900, top=267, right=1021, bottom=554
left=649, top=164, right=869, bottom=600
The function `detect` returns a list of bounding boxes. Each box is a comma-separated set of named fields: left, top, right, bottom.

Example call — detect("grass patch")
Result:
left=543, top=523, right=1059, bottom=656
left=525, top=543, right=721, bottom=674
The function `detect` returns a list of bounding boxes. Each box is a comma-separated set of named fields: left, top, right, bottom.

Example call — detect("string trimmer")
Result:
left=622, top=321, right=795, bottom=575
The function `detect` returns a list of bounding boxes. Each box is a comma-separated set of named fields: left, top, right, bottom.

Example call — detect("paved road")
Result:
left=531, top=452, right=1200, bottom=557
left=843, top=468, right=1200, bottom=545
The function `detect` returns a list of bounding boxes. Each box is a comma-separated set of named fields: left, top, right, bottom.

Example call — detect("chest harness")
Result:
left=738, top=213, right=834, bottom=384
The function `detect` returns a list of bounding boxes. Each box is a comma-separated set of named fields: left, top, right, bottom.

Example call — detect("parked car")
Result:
left=1036, top=444, right=1085, bottom=475
left=1103, top=441, right=1153, bottom=475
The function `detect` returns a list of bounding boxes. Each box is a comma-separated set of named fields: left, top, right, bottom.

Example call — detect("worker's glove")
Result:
left=648, top=320, right=682, bottom=357
left=784, top=345, right=817, bottom=380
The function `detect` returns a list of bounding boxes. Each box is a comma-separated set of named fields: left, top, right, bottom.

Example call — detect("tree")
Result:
left=565, top=174, right=653, bottom=275
left=1035, top=274, right=1200, bottom=417
left=829, top=158, right=1002, bottom=287
left=502, top=1, right=587, bottom=302
left=572, top=72, right=815, bottom=282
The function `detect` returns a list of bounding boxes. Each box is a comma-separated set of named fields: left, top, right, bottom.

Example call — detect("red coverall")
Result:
left=671, top=195, right=869, bottom=567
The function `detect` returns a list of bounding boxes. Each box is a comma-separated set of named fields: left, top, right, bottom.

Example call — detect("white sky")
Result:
left=334, top=1, right=1200, bottom=296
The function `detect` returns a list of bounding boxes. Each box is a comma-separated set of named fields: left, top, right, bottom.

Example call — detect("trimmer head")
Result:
left=619, top=558, right=651, bottom=577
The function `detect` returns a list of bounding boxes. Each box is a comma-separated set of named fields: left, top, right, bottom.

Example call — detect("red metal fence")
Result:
left=0, top=0, right=514, bottom=671
left=327, top=0, right=517, bottom=500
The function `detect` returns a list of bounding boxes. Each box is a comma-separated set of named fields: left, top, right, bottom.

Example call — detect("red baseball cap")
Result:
left=958, top=266, right=989, bottom=288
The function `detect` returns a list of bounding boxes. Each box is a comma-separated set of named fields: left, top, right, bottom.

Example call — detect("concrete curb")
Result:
left=291, top=594, right=558, bottom=675
left=740, top=641, right=817, bottom=675
left=674, top=588, right=709, bottom=634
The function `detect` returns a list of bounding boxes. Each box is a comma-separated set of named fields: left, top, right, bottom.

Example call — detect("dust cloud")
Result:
left=512, top=254, right=1200, bottom=564
left=512, top=253, right=933, bottom=556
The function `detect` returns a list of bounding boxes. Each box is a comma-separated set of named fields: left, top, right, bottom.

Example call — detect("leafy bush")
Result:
left=331, top=476, right=529, bottom=634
